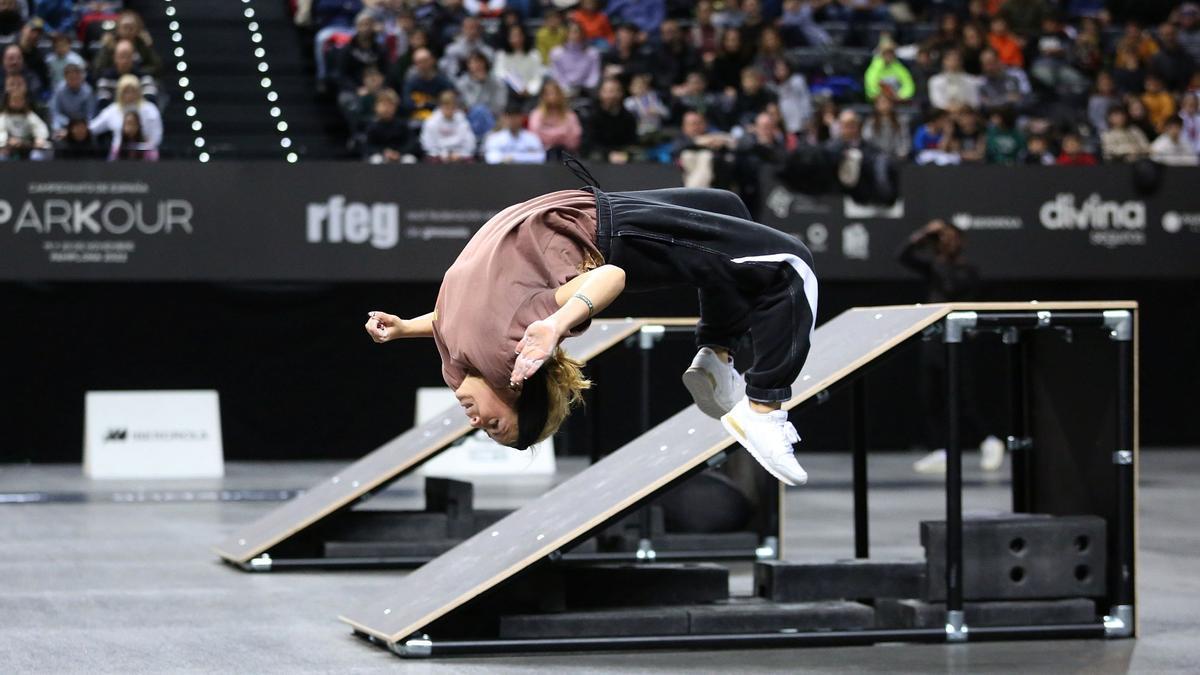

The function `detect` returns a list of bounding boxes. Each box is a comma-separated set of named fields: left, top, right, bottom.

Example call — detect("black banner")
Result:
left=761, top=164, right=1200, bottom=280
left=1, top=163, right=1198, bottom=281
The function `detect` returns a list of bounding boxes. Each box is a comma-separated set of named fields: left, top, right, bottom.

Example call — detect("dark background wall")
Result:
left=3, top=278, right=1194, bottom=464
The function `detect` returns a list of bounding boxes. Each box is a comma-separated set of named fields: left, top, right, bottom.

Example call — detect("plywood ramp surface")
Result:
left=338, top=304, right=953, bottom=643
left=213, top=318, right=686, bottom=564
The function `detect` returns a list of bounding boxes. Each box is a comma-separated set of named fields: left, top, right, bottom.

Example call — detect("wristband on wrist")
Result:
left=572, top=292, right=595, bottom=317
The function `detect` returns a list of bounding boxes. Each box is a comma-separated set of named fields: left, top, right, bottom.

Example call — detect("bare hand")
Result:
left=511, top=319, right=561, bottom=385
left=365, top=311, right=403, bottom=343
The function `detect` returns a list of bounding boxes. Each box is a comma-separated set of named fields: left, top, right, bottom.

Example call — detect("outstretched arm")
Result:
left=365, top=310, right=435, bottom=343
left=510, top=265, right=626, bottom=385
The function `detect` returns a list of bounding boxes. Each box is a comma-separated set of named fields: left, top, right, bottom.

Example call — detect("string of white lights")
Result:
left=162, top=0, right=208, bottom=161
left=241, top=0, right=297, bottom=162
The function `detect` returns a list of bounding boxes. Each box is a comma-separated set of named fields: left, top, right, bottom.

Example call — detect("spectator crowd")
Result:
left=302, top=0, right=1200, bottom=211
left=1, top=1, right=165, bottom=161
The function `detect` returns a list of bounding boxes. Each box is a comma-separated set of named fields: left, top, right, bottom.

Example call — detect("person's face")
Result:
left=1108, top=110, right=1127, bottom=128
left=568, top=22, right=584, bottom=44
left=1097, top=73, right=1114, bottom=94
left=1183, top=94, right=1198, bottom=114
left=7, top=88, right=25, bottom=109
left=1167, top=122, right=1182, bottom=139
left=1063, top=136, right=1081, bottom=154
left=990, top=18, right=1007, bottom=35
left=754, top=112, right=774, bottom=139
left=53, top=36, right=70, bottom=56
left=839, top=112, right=861, bottom=139
left=375, top=97, right=396, bottom=119
left=503, top=111, right=523, bottom=132
left=4, top=46, right=22, bottom=72
left=685, top=72, right=705, bottom=94
left=943, top=51, right=962, bottom=72
left=661, top=20, right=679, bottom=43
left=438, top=94, right=456, bottom=116
left=1160, top=24, right=1177, bottom=46
left=981, top=50, right=999, bottom=74
left=722, top=29, right=741, bottom=52
left=414, top=49, right=434, bottom=74
left=455, top=376, right=518, bottom=445
left=545, top=11, right=562, bottom=28
left=697, top=1, right=713, bottom=22
left=122, top=113, right=140, bottom=137
left=363, top=69, right=383, bottom=90
left=761, top=29, right=781, bottom=53
left=114, top=43, right=134, bottom=72
left=468, top=55, right=487, bottom=77
left=874, top=95, right=893, bottom=114
left=629, top=75, right=647, bottom=95
left=65, top=67, right=83, bottom=88
left=542, top=83, right=563, bottom=107
left=118, top=84, right=138, bottom=106
left=117, top=15, right=138, bottom=40
left=683, top=112, right=706, bottom=137
left=19, top=26, right=40, bottom=48
left=616, top=27, right=634, bottom=49
left=463, top=18, right=481, bottom=41
left=1146, top=77, right=1163, bottom=93
left=741, top=70, right=761, bottom=92
left=5, top=74, right=25, bottom=96
left=508, top=25, right=525, bottom=50
left=940, top=13, right=958, bottom=33
left=69, top=120, right=88, bottom=141
left=356, top=14, right=375, bottom=36
left=938, top=228, right=962, bottom=257
left=599, top=79, right=622, bottom=106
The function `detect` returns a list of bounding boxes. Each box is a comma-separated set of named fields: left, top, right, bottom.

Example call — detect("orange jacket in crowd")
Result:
left=572, top=9, right=614, bottom=45
left=989, top=31, right=1024, bottom=67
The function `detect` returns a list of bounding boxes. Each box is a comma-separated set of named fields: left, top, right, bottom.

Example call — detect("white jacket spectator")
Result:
left=483, top=113, right=545, bottom=164
left=1150, top=120, right=1199, bottom=166
left=420, top=91, right=476, bottom=160
left=494, top=24, right=545, bottom=97
left=928, top=50, right=980, bottom=111
left=88, top=75, right=162, bottom=152
left=0, top=90, right=49, bottom=159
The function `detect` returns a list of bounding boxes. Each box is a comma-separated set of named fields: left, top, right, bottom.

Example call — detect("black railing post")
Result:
left=851, top=379, right=868, bottom=559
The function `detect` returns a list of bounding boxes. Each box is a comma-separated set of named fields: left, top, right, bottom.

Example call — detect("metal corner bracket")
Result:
left=1104, top=605, right=1134, bottom=638
left=755, top=536, right=779, bottom=560
left=943, top=312, right=978, bottom=344
left=392, top=633, right=433, bottom=657
left=638, top=324, right=666, bottom=350
left=635, top=538, right=657, bottom=561
left=248, top=554, right=272, bottom=572
left=1103, top=310, right=1133, bottom=342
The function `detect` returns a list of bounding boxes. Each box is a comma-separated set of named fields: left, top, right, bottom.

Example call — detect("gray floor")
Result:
left=0, top=450, right=1195, bottom=674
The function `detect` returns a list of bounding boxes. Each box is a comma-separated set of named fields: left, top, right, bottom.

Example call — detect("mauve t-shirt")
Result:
left=432, top=189, right=600, bottom=403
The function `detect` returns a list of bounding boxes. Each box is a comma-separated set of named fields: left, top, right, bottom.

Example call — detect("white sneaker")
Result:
left=720, top=398, right=808, bottom=486
left=914, top=449, right=947, bottom=475
left=980, top=435, right=1005, bottom=472
left=682, top=347, right=745, bottom=419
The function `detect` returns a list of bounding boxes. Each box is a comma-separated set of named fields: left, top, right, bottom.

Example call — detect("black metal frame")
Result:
left=376, top=307, right=1136, bottom=656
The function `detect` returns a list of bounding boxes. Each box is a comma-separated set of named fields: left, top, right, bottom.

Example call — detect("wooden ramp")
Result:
left=213, top=318, right=692, bottom=566
left=338, top=304, right=956, bottom=645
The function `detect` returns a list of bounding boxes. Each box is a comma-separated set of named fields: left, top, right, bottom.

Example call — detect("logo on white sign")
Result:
left=842, top=223, right=869, bottom=260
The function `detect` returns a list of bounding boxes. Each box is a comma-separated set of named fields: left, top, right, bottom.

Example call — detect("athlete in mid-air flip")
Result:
left=365, top=168, right=817, bottom=485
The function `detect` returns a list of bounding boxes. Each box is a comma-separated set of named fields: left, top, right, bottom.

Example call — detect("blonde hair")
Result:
left=533, top=347, right=591, bottom=444
left=116, top=74, right=142, bottom=106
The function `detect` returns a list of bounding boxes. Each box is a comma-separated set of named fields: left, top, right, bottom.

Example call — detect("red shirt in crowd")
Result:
left=1056, top=152, right=1098, bottom=166
left=572, top=9, right=614, bottom=45
left=988, top=32, right=1024, bottom=67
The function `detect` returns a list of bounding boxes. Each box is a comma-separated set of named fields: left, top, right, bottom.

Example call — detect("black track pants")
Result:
left=589, top=187, right=818, bottom=403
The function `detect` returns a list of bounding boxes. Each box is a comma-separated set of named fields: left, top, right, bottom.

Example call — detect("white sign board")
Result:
left=415, top=387, right=555, bottom=477
left=84, top=390, right=224, bottom=479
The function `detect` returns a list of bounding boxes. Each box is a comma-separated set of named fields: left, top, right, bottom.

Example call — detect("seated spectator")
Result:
left=706, top=27, right=750, bottom=93
left=1150, top=115, right=1199, bottom=165
left=49, top=63, right=95, bottom=134
left=669, top=71, right=720, bottom=126
left=606, top=0, right=665, bottom=39
left=768, top=60, right=812, bottom=135
left=1087, top=71, right=1119, bottom=133
left=1, top=44, right=41, bottom=101
left=602, top=22, right=651, bottom=85
left=487, top=10, right=522, bottom=51
left=0, top=87, right=48, bottom=159
left=652, top=19, right=698, bottom=92
left=345, top=66, right=386, bottom=131
left=589, top=77, right=638, bottom=161
left=55, top=118, right=104, bottom=159
left=572, top=0, right=613, bottom=47
left=403, top=47, right=455, bottom=122
left=494, top=23, right=545, bottom=102
left=737, top=0, right=768, bottom=47
left=987, top=17, right=1024, bottom=68
left=1022, top=134, right=1055, bottom=165
left=420, top=89, right=476, bottom=161
left=671, top=109, right=735, bottom=187
left=928, top=50, right=980, bottom=111
left=952, top=108, right=986, bottom=162
left=913, top=109, right=959, bottom=165
left=312, top=0, right=364, bottom=84
left=1180, top=92, right=1200, bottom=154
left=1141, top=74, right=1177, bottom=132
left=1150, top=22, right=1196, bottom=92
left=1029, top=36, right=1089, bottom=103
left=1180, top=3, right=1200, bottom=65
left=778, top=0, right=831, bottom=48
left=364, top=88, right=416, bottom=163
left=728, top=66, right=776, bottom=127
left=95, top=40, right=157, bottom=107
left=36, top=0, right=75, bottom=33
left=1071, top=16, right=1104, bottom=76
left=89, top=75, right=162, bottom=156
left=14, top=19, right=48, bottom=89
left=441, top=16, right=494, bottom=78
left=690, top=0, right=720, bottom=55
left=549, top=22, right=600, bottom=96
left=922, top=12, right=963, bottom=66
left=93, top=10, right=161, bottom=77
left=110, top=110, right=157, bottom=161
left=45, top=32, right=84, bottom=91
left=1125, top=96, right=1158, bottom=138
left=985, top=108, right=1024, bottom=164
left=864, top=36, right=915, bottom=102
left=385, top=28, right=431, bottom=92
left=1056, top=132, right=1098, bottom=165
left=528, top=79, right=582, bottom=154
left=959, top=22, right=986, bottom=74
left=1101, top=106, right=1149, bottom=162
left=1111, top=44, right=1145, bottom=95
left=535, top=9, right=568, bottom=64
left=333, top=12, right=388, bottom=101
left=863, top=94, right=910, bottom=159
left=753, top=26, right=788, bottom=79
left=978, top=48, right=1027, bottom=113
left=825, top=109, right=897, bottom=203
left=457, top=51, right=508, bottom=137
left=624, top=72, right=668, bottom=143
left=909, top=47, right=938, bottom=105
left=483, top=106, right=545, bottom=163
left=0, top=0, right=21, bottom=39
